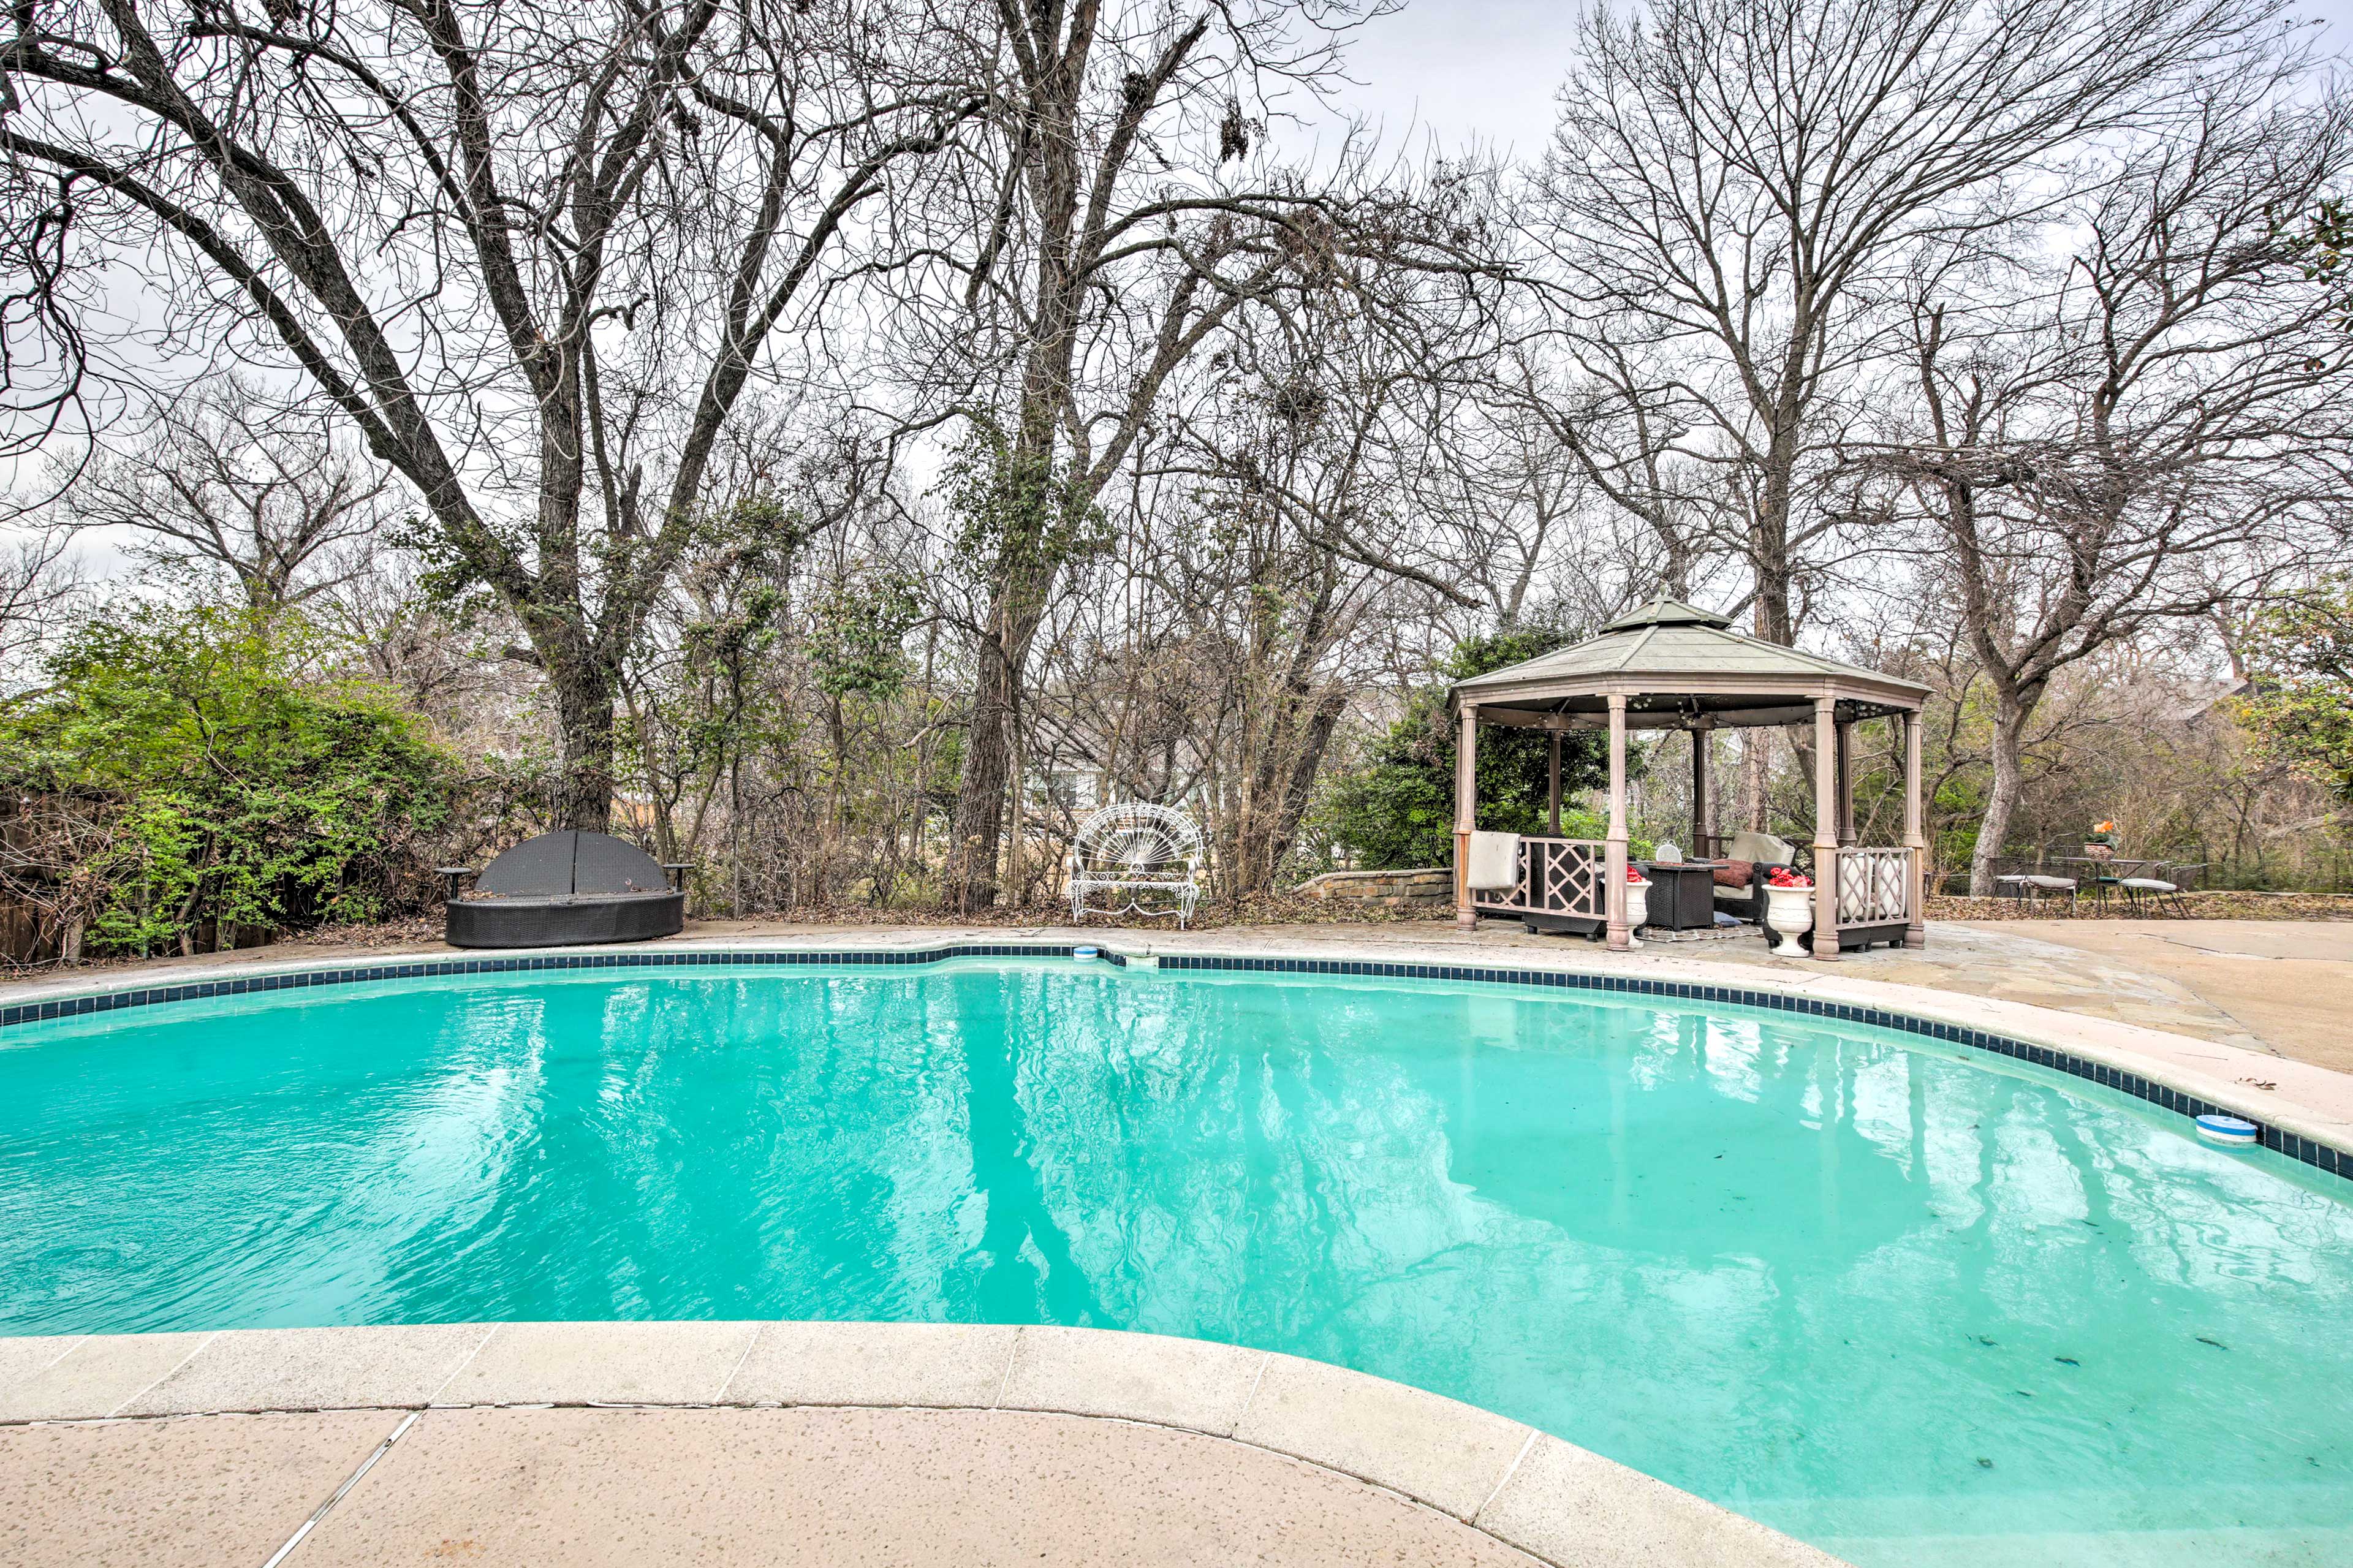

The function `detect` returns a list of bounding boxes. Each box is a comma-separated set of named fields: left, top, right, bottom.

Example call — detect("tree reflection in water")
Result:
left=6, top=962, right=2352, bottom=1567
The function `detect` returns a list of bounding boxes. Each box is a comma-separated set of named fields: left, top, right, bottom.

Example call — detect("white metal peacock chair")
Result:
left=1065, top=801, right=1205, bottom=928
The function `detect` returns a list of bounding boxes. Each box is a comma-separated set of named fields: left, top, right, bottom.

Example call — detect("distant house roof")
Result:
left=2172, top=676, right=2251, bottom=722
left=1449, top=598, right=1929, bottom=728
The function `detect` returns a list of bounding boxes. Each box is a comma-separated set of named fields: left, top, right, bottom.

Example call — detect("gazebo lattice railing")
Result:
left=1471, top=837, right=1608, bottom=925
left=1447, top=599, right=1933, bottom=959
left=1835, top=846, right=1914, bottom=929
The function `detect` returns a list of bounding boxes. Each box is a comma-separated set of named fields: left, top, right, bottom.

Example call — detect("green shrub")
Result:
left=1312, top=628, right=1639, bottom=869
left=1, top=605, right=463, bottom=955
left=2238, top=581, right=2353, bottom=804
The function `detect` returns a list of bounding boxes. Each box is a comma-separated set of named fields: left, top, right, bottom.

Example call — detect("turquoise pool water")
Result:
left=4, top=960, right=2349, bottom=1566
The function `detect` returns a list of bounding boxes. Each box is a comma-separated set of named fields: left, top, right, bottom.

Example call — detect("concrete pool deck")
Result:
left=0, top=1322, right=1840, bottom=1567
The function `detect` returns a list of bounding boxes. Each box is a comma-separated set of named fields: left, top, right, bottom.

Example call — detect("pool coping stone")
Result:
left=1233, top=1349, right=1537, bottom=1521
left=115, top=1322, right=491, bottom=1418
left=0, top=1322, right=1843, bottom=1568
left=437, top=1319, right=762, bottom=1407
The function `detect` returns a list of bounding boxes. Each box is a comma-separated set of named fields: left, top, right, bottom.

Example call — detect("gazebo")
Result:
left=1446, top=599, right=1931, bottom=958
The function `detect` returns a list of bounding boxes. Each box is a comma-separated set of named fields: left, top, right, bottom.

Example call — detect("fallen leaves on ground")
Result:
left=1928, top=892, right=2353, bottom=922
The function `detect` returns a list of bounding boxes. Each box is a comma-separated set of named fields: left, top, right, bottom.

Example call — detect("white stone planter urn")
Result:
left=1763, top=883, right=1815, bottom=957
left=1624, top=877, right=1651, bottom=945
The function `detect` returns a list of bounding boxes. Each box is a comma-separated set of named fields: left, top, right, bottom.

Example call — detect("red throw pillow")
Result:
left=1713, top=858, right=1755, bottom=888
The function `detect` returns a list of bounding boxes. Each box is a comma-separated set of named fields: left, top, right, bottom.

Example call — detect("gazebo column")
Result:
left=1691, top=727, right=1710, bottom=854
left=1834, top=720, right=1856, bottom=846
left=1903, top=711, right=1927, bottom=948
left=1811, top=695, right=1841, bottom=960
left=1547, top=729, right=1563, bottom=835
left=1454, top=705, right=1479, bottom=931
left=1605, top=694, right=1631, bottom=951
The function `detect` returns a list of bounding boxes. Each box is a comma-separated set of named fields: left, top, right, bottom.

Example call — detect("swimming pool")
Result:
left=4, top=956, right=2348, bottom=1567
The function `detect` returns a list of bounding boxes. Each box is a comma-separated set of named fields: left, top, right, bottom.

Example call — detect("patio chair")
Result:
left=1993, top=873, right=2077, bottom=912
left=2080, top=863, right=2123, bottom=912
left=2118, top=863, right=2202, bottom=917
left=1066, top=801, right=1204, bottom=928
left=1710, top=831, right=1798, bottom=923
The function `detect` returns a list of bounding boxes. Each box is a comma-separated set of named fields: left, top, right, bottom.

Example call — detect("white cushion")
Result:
left=1726, top=831, right=1794, bottom=865
left=2120, top=877, right=2177, bottom=892
left=1466, top=830, right=1522, bottom=891
left=2023, top=874, right=2076, bottom=890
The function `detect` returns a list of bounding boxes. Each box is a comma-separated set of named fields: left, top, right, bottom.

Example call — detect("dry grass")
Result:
left=1928, top=890, right=2353, bottom=922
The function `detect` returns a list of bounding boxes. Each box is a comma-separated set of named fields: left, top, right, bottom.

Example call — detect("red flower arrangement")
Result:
left=1625, top=865, right=1649, bottom=883
left=1765, top=866, right=1813, bottom=890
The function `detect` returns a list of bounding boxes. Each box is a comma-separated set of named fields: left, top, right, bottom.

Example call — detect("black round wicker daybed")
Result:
left=443, top=830, right=688, bottom=949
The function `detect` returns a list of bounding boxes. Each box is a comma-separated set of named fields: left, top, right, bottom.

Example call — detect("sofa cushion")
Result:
left=1712, top=858, right=1755, bottom=888
left=1726, top=831, right=1795, bottom=865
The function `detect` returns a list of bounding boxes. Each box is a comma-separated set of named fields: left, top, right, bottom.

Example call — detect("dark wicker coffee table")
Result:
left=1639, top=861, right=1724, bottom=930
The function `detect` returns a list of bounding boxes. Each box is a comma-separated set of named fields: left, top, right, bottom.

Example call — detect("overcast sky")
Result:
left=1275, top=0, right=1574, bottom=162
left=26, top=0, right=2353, bottom=581
left=1304, top=0, right=2353, bottom=162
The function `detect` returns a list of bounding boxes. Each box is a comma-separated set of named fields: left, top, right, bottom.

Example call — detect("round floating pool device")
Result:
left=1073, top=946, right=1101, bottom=962
left=2196, top=1113, right=2259, bottom=1146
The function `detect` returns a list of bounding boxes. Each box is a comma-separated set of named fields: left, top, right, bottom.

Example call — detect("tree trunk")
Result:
left=1741, top=733, right=1769, bottom=832
left=1225, top=687, right=1350, bottom=900
left=945, top=628, right=1020, bottom=912
left=1969, top=706, right=2031, bottom=898
left=547, top=649, right=618, bottom=833
left=1749, top=373, right=1805, bottom=648
left=1006, top=699, right=1028, bottom=909
left=1751, top=530, right=1795, bottom=648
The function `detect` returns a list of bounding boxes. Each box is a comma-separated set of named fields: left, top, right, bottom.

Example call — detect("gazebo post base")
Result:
left=1453, top=830, right=1475, bottom=930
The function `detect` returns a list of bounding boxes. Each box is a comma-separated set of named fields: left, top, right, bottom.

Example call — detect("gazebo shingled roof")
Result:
left=1442, top=597, right=1930, bottom=960
left=1448, top=599, right=1930, bottom=726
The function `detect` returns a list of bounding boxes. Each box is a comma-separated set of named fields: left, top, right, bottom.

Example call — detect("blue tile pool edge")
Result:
left=5, top=943, right=2344, bottom=1187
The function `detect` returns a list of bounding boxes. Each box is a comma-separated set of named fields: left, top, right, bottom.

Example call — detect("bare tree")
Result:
left=1146, top=270, right=1488, bottom=897
left=1853, top=83, right=2353, bottom=893
left=3, top=0, right=979, bottom=826
left=1502, top=336, right=1715, bottom=605
left=55, top=378, right=395, bottom=608
left=900, top=1, right=1499, bottom=912
left=1531, top=0, right=2292, bottom=648
left=0, top=527, right=78, bottom=683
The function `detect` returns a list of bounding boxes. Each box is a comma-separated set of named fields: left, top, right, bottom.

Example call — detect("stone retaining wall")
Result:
left=1293, top=868, right=1453, bottom=907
